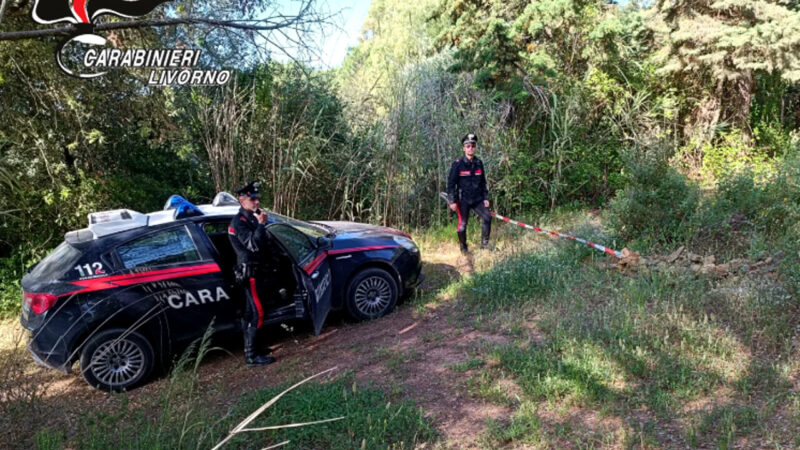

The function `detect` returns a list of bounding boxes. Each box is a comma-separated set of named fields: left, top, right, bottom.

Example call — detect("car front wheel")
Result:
left=345, top=268, right=398, bottom=321
left=79, top=328, right=154, bottom=392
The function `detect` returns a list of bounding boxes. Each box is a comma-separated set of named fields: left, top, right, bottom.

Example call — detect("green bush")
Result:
left=702, top=155, right=800, bottom=238
left=607, top=148, right=699, bottom=250
left=700, top=131, right=774, bottom=182
left=0, top=246, right=49, bottom=316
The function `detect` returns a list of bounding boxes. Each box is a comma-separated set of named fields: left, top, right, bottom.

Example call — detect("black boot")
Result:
left=244, top=326, right=275, bottom=367
left=254, top=328, right=274, bottom=355
left=481, top=218, right=492, bottom=250
left=458, top=231, right=469, bottom=255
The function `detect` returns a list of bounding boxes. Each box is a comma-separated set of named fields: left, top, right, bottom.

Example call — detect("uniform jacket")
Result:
left=447, top=155, right=488, bottom=204
left=228, top=207, right=275, bottom=266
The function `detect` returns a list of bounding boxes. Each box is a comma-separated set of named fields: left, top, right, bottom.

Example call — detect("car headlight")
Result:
left=393, top=235, right=419, bottom=253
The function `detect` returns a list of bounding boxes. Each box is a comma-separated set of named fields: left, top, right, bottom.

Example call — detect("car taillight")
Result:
left=23, top=292, right=58, bottom=315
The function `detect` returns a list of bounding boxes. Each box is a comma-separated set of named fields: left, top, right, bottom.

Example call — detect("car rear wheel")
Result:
left=345, top=268, right=398, bottom=321
left=80, top=328, right=154, bottom=392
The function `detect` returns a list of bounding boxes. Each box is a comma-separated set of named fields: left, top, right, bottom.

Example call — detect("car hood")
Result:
left=313, top=221, right=411, bottom=239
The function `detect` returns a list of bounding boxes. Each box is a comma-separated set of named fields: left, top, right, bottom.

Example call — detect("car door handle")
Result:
left=311, top=271, right=319, bottom=279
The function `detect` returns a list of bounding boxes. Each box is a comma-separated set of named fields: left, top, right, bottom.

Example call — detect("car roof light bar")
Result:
left=87, top=209, right=149, bottom=238
left=173, top=200, right=204, bottom=220
left=164, top=195, right=188, bottom=210
left=212, top=192, right=239, bottom=207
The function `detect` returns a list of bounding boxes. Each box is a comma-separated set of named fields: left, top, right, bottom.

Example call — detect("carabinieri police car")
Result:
left=20, top=193, right=422, bottom=391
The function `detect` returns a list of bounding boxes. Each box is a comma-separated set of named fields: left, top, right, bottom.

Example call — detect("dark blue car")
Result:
left=20, top=193, right=422, bottom=391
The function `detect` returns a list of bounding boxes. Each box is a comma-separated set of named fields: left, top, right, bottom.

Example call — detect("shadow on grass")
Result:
left=449, top=243, right=800, bottom=448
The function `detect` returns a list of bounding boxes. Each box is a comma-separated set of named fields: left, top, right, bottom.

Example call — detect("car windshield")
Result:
left=27, top=242, right=84, bottom=281
left=268, top=211, right=330, bottom=238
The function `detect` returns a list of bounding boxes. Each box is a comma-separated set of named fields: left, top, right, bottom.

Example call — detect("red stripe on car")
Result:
left=63, top=263, right=221, bottom=296
left=304, top=252, right=327, bottom=275
left=303, top=245, right=399, bottom=275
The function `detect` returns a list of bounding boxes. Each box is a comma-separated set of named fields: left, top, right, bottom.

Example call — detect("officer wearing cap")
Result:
left=446, top=133, right=492, bottom=254
left=228, top=181, right=277, bottom=366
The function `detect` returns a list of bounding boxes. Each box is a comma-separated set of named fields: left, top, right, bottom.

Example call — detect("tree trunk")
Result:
left=687, top=80, right=723, bottom=145
left=723, top=70, right=753, bottom=142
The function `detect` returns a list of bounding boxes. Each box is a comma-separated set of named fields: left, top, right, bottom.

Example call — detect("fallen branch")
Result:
left=211, top=367, right=342, bottom=450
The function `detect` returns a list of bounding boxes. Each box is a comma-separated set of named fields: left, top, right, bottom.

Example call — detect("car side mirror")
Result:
left=316, top=236, right=331, bottom=249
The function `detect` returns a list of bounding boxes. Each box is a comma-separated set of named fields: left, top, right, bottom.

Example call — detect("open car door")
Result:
left=265, top=223, right=332, bottom=335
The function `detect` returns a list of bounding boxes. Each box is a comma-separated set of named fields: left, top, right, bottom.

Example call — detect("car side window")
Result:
left=117, top=226, right=200, bottom=269
left=202, top=222, right=228, bottom=235
left=266, top=223, right=315, bottom=265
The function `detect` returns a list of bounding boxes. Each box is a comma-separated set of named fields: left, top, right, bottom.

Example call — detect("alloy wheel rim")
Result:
left=90, top=338, right=145, bottom=387
left=354, top=276, right=392, bottom=316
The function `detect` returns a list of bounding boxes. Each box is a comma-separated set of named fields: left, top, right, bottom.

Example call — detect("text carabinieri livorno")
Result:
left=83, top=48, right=231, bottom=86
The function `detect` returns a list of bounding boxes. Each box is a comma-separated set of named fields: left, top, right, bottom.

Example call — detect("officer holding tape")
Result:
left=228, top=181, right=277, bottom=367
left=446, top=133, right=492, bottom=254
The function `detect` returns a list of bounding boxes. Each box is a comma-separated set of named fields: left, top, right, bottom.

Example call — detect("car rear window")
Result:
left=28, top=242, right=84, bottom=281
left=117, top=226, right=200, bottom=269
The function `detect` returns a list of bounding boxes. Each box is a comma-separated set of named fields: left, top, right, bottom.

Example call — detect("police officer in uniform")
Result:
left=446, top=133, right=492, bottom=254
left=228, top=181, right=277, bottom=366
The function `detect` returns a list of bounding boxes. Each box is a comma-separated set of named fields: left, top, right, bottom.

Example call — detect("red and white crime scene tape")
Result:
left=439, top=192, right=623, bottom=259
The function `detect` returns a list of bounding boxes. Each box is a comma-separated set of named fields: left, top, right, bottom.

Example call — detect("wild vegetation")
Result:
left=1, top=0, right=800, bottom=447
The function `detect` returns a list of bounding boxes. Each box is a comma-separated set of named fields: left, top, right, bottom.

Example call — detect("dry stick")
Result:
left=211, top=367, right=341, bottom=450
left=241, top=416, right=345, bottom=432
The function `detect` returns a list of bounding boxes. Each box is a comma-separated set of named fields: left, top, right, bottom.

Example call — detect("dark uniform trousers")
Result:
left=242, top=267, right=278, bottom=329
left=456, top=200, right=492, bottom=244
left=228, top=209, right=279, bottom=330
left=447, top=155, right=492, bottom=248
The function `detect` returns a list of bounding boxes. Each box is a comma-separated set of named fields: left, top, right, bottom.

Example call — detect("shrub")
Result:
left=700, top=131, right=774, bottom=182
left=607, top=147, right=699, bottom=249
left=703, top=155, right=800, bottom=239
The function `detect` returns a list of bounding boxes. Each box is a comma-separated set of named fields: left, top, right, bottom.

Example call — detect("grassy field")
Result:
left=458, top=250, right=799, bottom=447
left=424, top=214, right=800, bottom=447
left=2, top=209, right=799, bottom=448
left=412, top=207, right=800, bottom=448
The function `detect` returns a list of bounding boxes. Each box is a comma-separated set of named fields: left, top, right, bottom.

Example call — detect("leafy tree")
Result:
left=337, top=0, right=443, bottom=121
left=432, top=0, right=526, bottom=95
left=650, top=0, right=800, bottom=141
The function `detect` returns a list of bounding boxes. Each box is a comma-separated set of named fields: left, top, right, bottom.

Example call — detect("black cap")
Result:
left=234, top=181, right=260, bottom=199
left=462, top=133, right=477, bottom=145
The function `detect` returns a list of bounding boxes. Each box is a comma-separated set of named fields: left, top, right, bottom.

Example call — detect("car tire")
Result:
left=345, top=268, right=398, bottom=321
left=79, top=328, right=155, bottom=392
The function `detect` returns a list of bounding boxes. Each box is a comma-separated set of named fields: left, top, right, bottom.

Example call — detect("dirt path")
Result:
left=2, top=241, right=514, bottom=449
left=192, top=242, right=514, bottom=448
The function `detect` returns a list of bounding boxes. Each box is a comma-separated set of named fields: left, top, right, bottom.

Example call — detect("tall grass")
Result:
left=0, top=320, right=46, bottom=437
left=20, top=322, right=437, bottom=449
left=452, top=229, right=799, bottom=447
